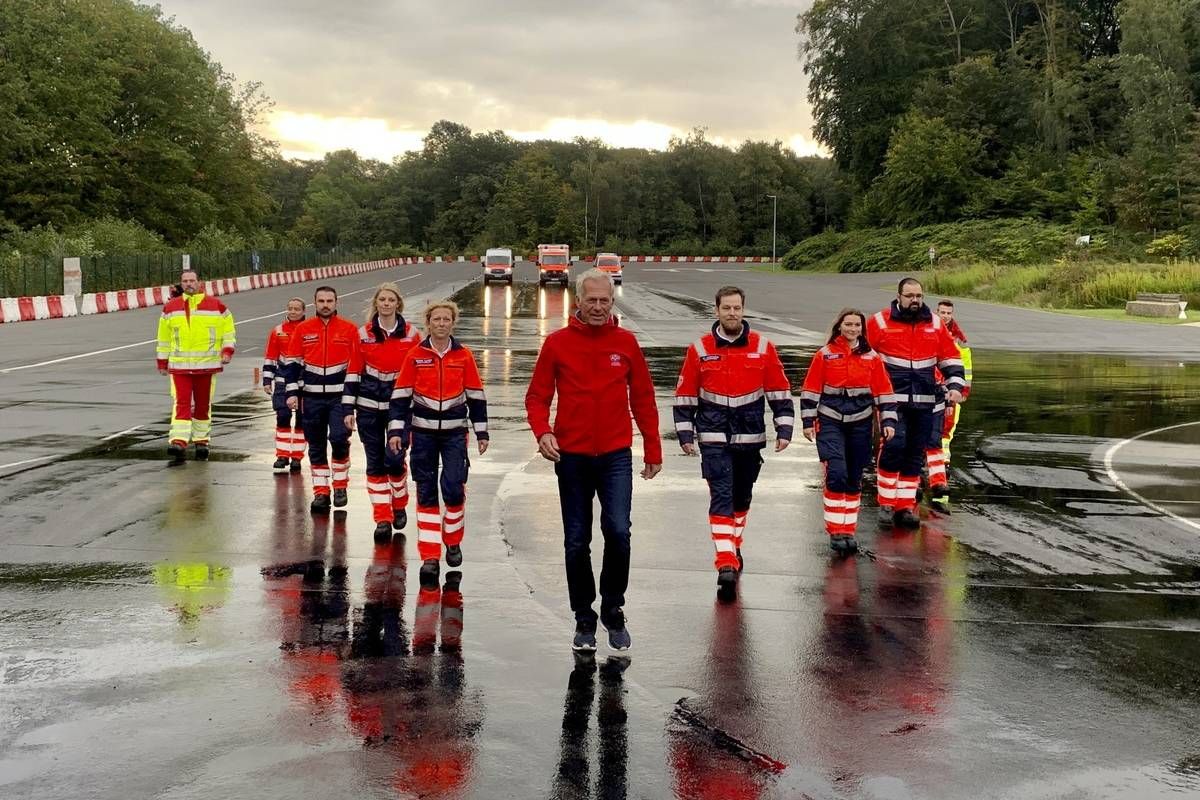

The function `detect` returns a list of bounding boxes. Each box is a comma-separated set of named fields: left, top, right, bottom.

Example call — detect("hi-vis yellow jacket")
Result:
left=156, top=292, right=236, bottom=373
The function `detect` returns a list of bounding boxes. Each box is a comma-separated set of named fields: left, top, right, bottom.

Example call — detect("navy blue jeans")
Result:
left=554, top=448, right=633, bottom=625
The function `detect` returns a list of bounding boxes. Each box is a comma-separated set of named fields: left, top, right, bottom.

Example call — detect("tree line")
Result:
left=0, top=0, right=850, bottom=261
left=797, top=0, right=1200, bottom=235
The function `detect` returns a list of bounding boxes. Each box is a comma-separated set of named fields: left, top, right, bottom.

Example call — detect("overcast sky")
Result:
left=153, top=0, right=820, bottom=161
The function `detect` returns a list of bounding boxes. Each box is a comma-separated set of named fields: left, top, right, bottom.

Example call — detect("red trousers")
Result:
left=169, top=373, right=215, bottom=445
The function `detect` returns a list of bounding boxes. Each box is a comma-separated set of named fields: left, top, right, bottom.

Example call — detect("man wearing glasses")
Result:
left=866, top=278, right=966, bottom=528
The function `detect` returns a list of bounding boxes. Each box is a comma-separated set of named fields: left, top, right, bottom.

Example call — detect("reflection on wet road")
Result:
left=2, top=275, right=1199, bottom=798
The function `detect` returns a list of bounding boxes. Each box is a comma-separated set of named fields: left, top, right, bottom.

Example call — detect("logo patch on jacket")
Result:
left=303, top=334, right=319, bottom=342
left=700, top=355, right=721, bottom=362
left=747, top=352, right=761, bottom=359
left=824, top=353, right=843, bottom=360
left=415, top=358, right=434, bottom=365
left=610, top=354, right=622, bottom=366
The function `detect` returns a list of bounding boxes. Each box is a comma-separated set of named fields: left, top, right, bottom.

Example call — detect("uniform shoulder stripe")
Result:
left=873, top=311, right=886, bottom=327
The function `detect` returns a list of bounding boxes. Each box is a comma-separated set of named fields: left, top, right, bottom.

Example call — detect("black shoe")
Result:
left=419, top=559, right=440, bottom=588
left=894, top=508, right=921, bottom=529
left=829, top=535, right=859, bottom=555
left=392, top=509, right=407, bottom=530
left=601, top=608, right=631, bottom=651
left=332, top=488, right=348, bottom=508
left=572, top=619, right=597, bottom=652
left=736, top=547, right=744, bottom=573
left=373, top=521, right=392, bottom=544
left=194, top=444, right=209, bottom=461
left=445, top=544, right=462, bottom=568
left=166, top=444, right=186, bottom=466
left=877, top=506, right=895, bottom=527
left=272, top=457, right=289, bottom=473
left=444, top=570, right=462, bottom=592
left=290, top=458, right=302, bottom=473
left=310, top=494, right=331, bottom=514
left=716, top=567, right=738, bottom=602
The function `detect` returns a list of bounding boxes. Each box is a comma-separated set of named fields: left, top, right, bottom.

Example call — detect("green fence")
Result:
left=0, top=255, right=61, bottom=297
left=5, top=247, right=363, bottom=295
left=74, top=248, right=352, bottom=294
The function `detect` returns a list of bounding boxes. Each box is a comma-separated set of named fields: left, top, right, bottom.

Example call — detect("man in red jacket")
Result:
left=525, top=269, right=662, bottom=653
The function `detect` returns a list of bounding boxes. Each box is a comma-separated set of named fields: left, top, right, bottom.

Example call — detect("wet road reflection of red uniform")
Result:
left=670, top=601, right=781, bottom=799
left=816, top=526, right=961, bottom=774
left=342, top=547, right=482, bottom=798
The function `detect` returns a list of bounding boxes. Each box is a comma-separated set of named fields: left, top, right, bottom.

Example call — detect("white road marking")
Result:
left=1102, top=420, right=1200, bottom=533
left=0, top=455, right=56, bottom=471
left=0, top=274, right=424, bottom=374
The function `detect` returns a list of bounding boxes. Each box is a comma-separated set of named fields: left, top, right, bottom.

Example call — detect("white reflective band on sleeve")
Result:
left=774, top=416, right=795, bottom=427
left=938, top=358, right=964, bottom=369
left=674, top=395, right=699, bottom=406
left=800, top=409, right=818, bottom=419
left=693, top=338, right=709, bottom=358
left=697, top=432, right=728, bottom=443
left=909, top=394, right=936, bottom=404
left=303, top=384, right=344, bottom=394
left=466, top=389, right=486, bottom=401
left=388, top=421, right=405, bottom=432
left=391, top=387, right=414, bottom=399
left=344, top=374, right=360, bottom=385
left=356, top=397, right=389, bottom=411
left=756, top=336, right=769, bottom=355
left=473, top=422, right=487, bottom=433
left=675, top=421, right=695, bottom=432
left=765, top=390, right=791, bottom=401
left=879, top=394, right=904, bottom=404
left=730, top=433, right=767, bottom=444
left=800, top=391, right=821, bottom=403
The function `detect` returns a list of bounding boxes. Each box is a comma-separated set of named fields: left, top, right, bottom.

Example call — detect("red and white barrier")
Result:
left=623, top=256, right=771, bottom=263
left=1, top=255, right=768, bottom=323
left=1, top=257, right=410, bottom=324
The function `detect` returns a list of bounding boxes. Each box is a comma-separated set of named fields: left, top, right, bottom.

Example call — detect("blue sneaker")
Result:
left=572, top=619, right=597, bottom=652
left=601, top=608, right=631, bottom=651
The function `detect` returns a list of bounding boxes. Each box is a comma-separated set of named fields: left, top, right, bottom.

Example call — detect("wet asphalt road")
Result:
left=2, top=262, right=1200, bottom=799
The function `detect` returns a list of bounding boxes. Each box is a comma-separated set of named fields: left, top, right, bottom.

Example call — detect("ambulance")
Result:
left=536, top=243, right=570, bottom=285
left=594, top=252, right=624, bottom=285
left=482, top=247, right=515, bottom=284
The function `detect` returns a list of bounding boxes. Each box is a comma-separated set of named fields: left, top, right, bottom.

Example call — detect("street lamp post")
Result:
left=766, top=194, right=778, bottom=264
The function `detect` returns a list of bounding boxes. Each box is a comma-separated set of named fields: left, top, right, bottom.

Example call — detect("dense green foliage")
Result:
left=0, top=1, right=852, bottom=269
left=927, top=260, right=1200, bottom=308
left=797, top=0, right=1200, bottom=233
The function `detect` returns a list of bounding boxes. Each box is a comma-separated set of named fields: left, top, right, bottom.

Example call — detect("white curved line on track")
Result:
left=1102, top=419, right=1200, bottom=533
left=0, top=275, right=423, bottom=374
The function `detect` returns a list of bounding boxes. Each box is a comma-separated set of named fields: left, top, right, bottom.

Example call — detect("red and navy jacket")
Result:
left=525, top=315, right=663, bottom=463
left=866, top=302, right=965, bottom=406
left=388, top=336, right=488, bottom=443
left=262, top=317, right=303, bottom=388
left=340, top=315, right=421, bottom=415
left=799, top=337, right=898, bottom=430
left=673, top=321, right=794, bottom=449
left=281, top=313, right=361, bottom=399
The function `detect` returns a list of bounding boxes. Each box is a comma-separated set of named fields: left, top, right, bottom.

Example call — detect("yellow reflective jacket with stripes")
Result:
left=156, top=292, right=236, bottom=373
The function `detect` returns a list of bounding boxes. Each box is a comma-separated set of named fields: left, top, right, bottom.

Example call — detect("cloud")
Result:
left=156, top=0, right=821, bottom=159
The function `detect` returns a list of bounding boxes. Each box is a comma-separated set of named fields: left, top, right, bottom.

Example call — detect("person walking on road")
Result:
left=673, top=285, right=794, bottom=601
left=867, top=279, right=966, bottom=528
left=388, top=301, right=488, bottom=588
left=263, top=297, right=307, bottom=473
left=924, top=299, right=973, bottom=512
left=344, top=283, right=422, bottom=544
left=525, top=268, right=662, bottom=653
left=156, top=269, right=236, bottom=465
left=282, top=286, right=360, bottom=513
left=800, top=309, right=898, bottom=554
